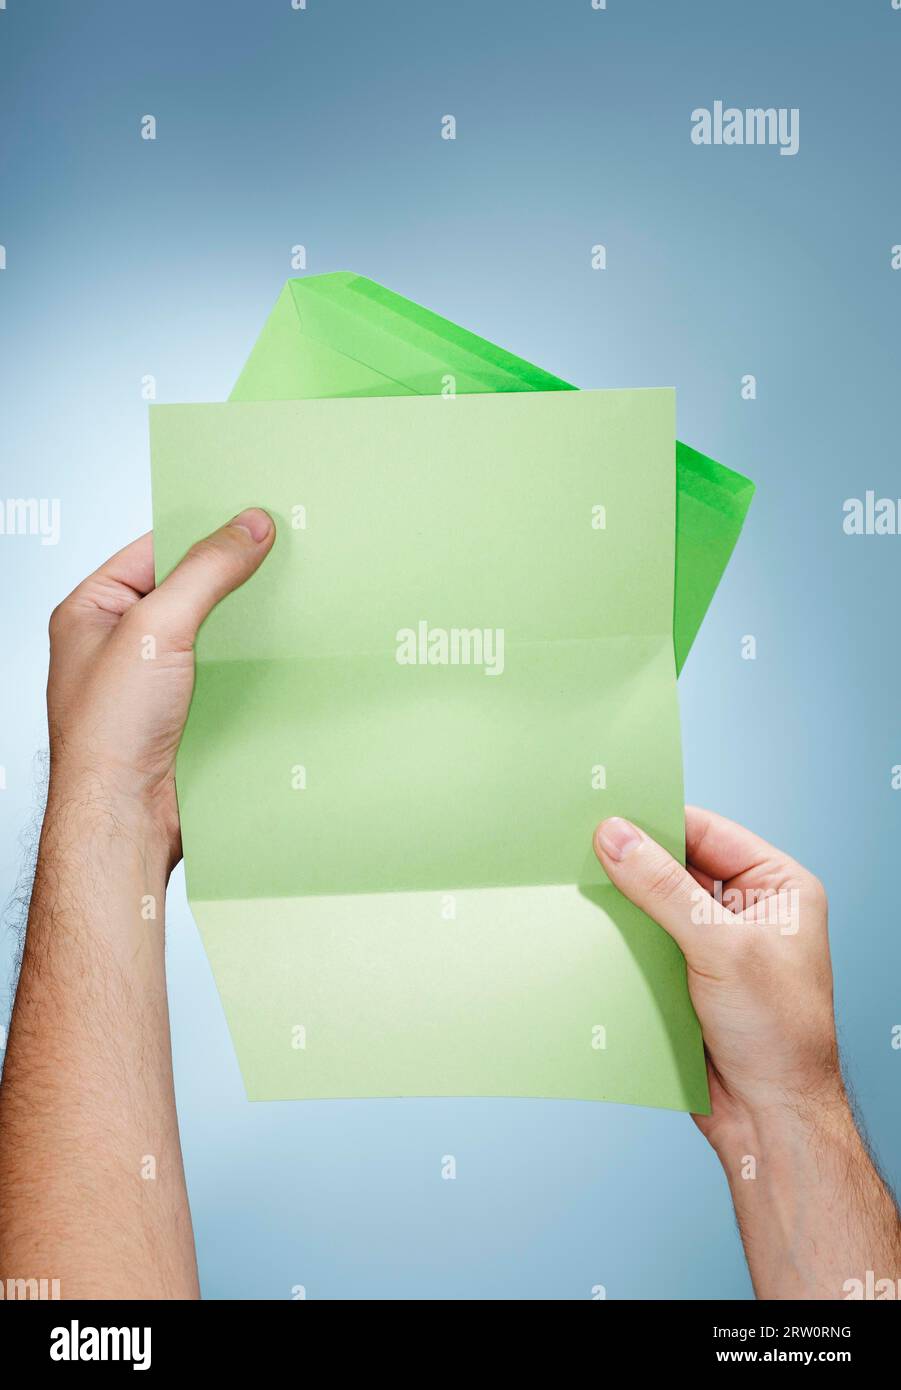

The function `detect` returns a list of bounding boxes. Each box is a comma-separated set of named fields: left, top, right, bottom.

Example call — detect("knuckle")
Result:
left=161, top=631, right=196, bottom=658
left=48, top=599, right=74, bottom=641
left=645, top=856, right=685, bottom=903
left=806, top=874, right=828, bottom=914
left=732, top=920, right=768, bottom=966
left=187, top=535, right=231, bottom=568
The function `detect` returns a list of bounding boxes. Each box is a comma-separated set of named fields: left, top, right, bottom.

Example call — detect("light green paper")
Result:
left=151, top=389, right=709, bottom=1111
left=231, top=273, right=756, bottom=672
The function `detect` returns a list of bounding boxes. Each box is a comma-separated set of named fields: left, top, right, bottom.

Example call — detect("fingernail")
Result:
left=230, top=508, right=273, bottom=543
left=595, top=817, right=643, bottom=863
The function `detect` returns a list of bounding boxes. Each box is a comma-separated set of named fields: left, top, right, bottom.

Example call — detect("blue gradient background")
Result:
left=1, top=0, right=899, bottom=1299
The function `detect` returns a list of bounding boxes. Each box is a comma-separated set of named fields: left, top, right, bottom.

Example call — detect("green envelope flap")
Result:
left=231, top=273, right=755, bottom=671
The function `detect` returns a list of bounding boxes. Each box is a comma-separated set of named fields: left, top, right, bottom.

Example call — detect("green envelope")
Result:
left=151, top=387, right=710, bottom=1111
left=231, top=273, right=755, bottom=672
left=151, top=276, right=755, bottom=1112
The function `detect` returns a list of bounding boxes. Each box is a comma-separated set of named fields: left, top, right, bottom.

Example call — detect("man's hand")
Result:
left=0, top=513, right=274, bottom=1300
left=595, top=808, right=901, bottom=1299
left=47, top=509, right=274, bottom=869
left=595, top=808, right=839, bottom=1139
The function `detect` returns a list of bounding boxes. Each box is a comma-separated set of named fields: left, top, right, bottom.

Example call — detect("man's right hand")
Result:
left=594, top=807, right=839, bottom=1142
left=593, top=807, right=901, bottom=1299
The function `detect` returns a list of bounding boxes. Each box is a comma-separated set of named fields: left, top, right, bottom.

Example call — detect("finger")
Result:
left=687, top=863, right=716, bottom=896
left=90, top=531, right=157, bottom=597
left=139, top=509, right=275, bottom=649
left=56, top=533, right=157, bottom=624
left=685, top=805, right=783, bottom=882
left=593, top=817, right=718, bottom=965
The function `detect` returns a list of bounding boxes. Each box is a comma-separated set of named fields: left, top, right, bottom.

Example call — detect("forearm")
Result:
left=715, top=1094, right=901, bottom=1300
left=0, top=781, right=199, bottom=1299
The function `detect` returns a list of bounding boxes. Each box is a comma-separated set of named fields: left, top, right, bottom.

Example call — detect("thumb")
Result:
left=593, top=817, right=714, bottom=965
left=143, top=509, right=275, bottom=648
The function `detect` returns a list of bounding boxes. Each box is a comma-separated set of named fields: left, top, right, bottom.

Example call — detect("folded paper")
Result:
left=151, top=388, right=710, bottom=1110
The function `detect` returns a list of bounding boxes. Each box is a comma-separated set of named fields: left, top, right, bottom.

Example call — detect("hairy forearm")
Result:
left=715, top=1094, right=901, bottom=1300
left=0, top=781, right=199, bottom=1299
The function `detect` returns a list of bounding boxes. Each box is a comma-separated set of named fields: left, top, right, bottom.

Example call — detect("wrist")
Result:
left=710, top=1078, right=856, bottom=1184
left=706, top=1083, right=894, bottom=1301
left=43, top=765, right=176, bottom=883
